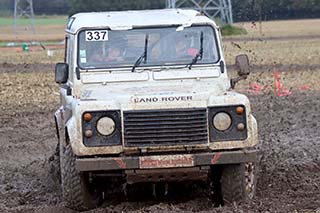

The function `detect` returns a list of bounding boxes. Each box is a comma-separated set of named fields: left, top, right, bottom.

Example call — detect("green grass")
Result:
left=0, top=41, right=62, bottom=47
left=221, top=24, right=247, bottom=36
left=0, top=16, right=67, bottom=26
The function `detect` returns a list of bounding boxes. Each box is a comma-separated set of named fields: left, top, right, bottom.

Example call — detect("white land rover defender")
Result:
left=54, top=9, right=258, bottom=210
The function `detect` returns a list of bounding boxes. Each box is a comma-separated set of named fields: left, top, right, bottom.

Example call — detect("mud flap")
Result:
left=54, top=106, right=73, bottom=146
left=54, top=107, right=64, bottom=143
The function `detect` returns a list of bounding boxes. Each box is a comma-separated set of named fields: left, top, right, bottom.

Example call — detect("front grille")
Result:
left=123, top=108, right=208, bottom=147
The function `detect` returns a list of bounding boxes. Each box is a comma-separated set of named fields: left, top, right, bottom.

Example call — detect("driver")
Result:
left=89, top=36, right=127, bottom=63
left=90, top=44, right=124, bottom=63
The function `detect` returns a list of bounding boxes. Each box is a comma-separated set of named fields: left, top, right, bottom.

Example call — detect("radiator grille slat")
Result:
left=126, top=127, right=207, bottom=135
left=125, top=124, right=206, bottom=131
left=125, top=116, right=207, bottom=123
left=125, top=120, right=206, bottom=127
left=124, top=108, right=208, bottom=147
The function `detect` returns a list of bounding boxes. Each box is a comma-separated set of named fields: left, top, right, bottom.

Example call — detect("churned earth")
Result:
left=0, top=63, right=319, bottom=212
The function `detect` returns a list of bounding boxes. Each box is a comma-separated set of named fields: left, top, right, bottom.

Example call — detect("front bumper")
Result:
left=75, top=149, right=256, bottom=172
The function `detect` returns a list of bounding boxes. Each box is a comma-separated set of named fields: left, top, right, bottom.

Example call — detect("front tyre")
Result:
left=220, top=162, right=256, bottom=205
left=60, top=143, right=101, bottom=211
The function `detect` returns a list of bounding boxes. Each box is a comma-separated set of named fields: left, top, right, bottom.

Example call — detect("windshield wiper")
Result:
left=187, top=31, right=203, bottom=70
left=132, top=34, right=149, bottom=72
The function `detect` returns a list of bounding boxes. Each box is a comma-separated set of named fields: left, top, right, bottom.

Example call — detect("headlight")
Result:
left=96, top=117, right=115, bottom=136
left=212, top=112, right=232, bottom=131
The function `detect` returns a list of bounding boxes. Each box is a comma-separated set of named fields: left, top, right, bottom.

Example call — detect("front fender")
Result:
left=66, top=116, right=123, bottom=156
left=207, top=92, right=258, bottom=150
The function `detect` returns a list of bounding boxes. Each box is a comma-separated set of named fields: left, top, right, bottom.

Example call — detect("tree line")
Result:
left=233, top=0, right=320, bottom=21
left=0, top=0, right=319, bottom=22
left=67, top=0, right=320, bottom=21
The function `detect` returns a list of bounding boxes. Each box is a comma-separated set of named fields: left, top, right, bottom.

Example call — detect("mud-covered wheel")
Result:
left=60, top=143, right=101, bottom=211
left=208, top=166, right=223, bottom=206
left=220, top=162, right=256, bottom=205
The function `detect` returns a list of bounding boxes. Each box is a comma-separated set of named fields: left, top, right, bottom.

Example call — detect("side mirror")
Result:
left=55, top=63, right=69, bottom=84
left=235, top=54, right=250, bottom=76
left=230, top=54, right=250, bottom=89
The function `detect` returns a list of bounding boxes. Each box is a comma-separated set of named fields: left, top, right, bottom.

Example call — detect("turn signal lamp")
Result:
left=84, top=113, right=92, bottom=122
left=236, top=106, right=245, bottom=115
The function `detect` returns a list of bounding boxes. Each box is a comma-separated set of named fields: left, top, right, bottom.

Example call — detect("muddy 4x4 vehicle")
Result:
left=54, top=9, right=258, bottom=210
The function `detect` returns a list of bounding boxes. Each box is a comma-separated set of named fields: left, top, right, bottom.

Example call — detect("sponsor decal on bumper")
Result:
left=139, top=154, right=194, bottom=169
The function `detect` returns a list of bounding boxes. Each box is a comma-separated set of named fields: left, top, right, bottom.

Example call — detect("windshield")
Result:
left=78, top=25, right=220, bottom=69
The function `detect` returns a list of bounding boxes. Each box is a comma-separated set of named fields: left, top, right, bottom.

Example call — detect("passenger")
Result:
left=175, top=39, right=188, bottom=58
left=174, top=36, right=198, bottom=59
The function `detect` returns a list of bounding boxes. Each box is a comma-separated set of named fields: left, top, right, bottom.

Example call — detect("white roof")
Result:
left=67, top=9, right=217, bottom=34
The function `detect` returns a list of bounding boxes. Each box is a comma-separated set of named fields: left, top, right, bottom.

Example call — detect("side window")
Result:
left=64, top=36, right=68, bottom=63
left=64, top=36, right=74, bottom=81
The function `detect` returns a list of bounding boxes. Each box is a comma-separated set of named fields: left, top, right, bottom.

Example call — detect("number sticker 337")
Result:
left=85, top=30, right=108, bottom=41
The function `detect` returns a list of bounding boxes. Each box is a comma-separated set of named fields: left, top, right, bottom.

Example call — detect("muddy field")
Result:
left=0, top=62, right=319, bottom=212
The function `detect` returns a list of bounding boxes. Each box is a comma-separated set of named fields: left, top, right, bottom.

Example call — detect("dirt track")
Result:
left=0, top=64, right=319, bottom=212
